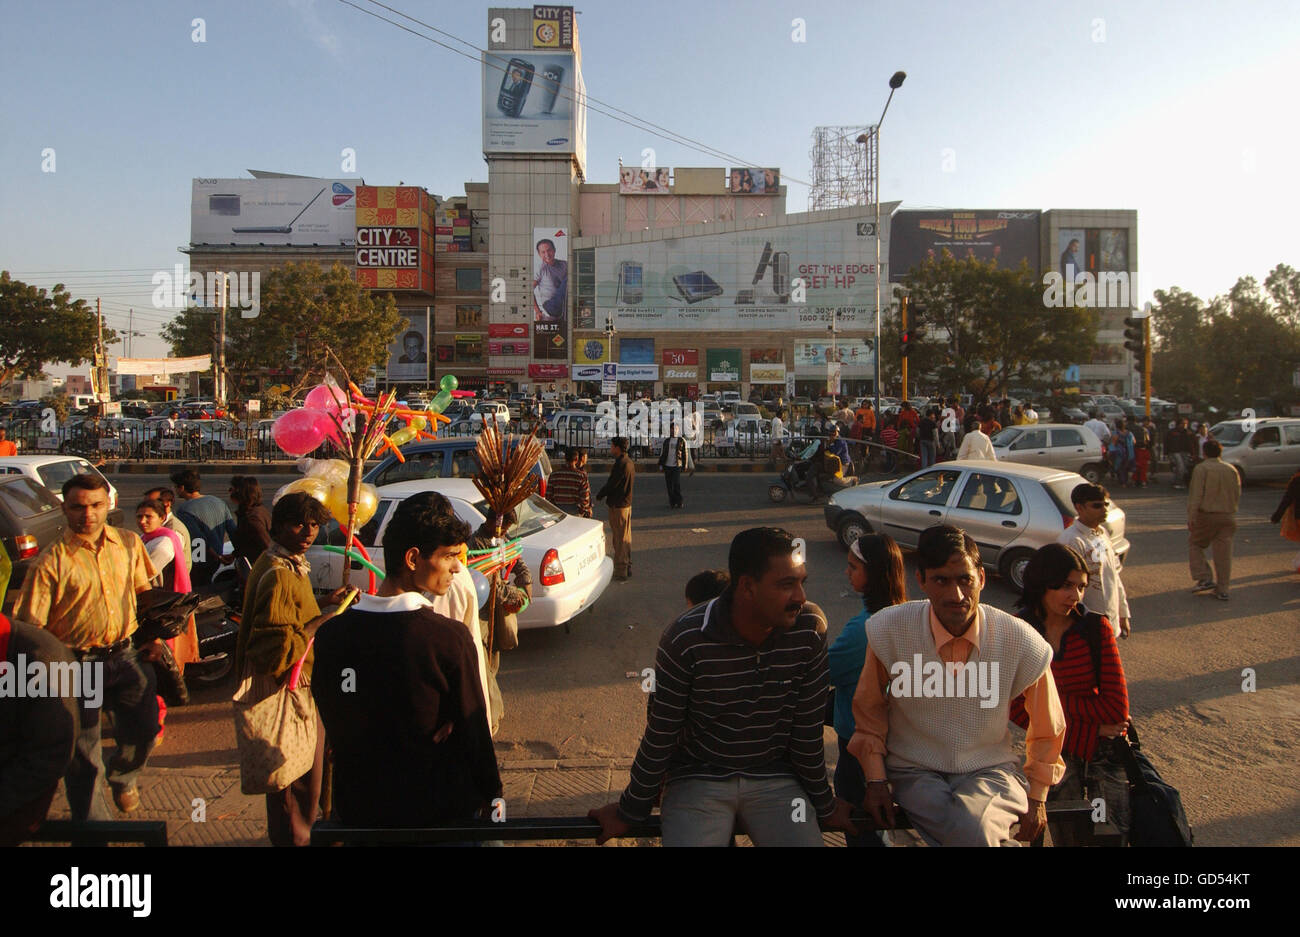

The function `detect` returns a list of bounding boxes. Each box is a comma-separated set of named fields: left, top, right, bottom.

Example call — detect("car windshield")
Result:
left=470, top=493, right=564, bottom=540
left=1210, top=423, right=1246, bottom=445
left=990, top=427, right=1022, bottom=447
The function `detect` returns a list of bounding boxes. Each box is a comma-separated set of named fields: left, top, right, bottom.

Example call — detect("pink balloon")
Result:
left=273, top=409, right=330, bottom=457
left=323, top=407, right=357, bottom=450
left=304, top=381, right=347, bottom=415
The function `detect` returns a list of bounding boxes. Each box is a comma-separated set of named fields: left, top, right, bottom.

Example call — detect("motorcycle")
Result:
left=768, top=439, right=824, bottom=503
left=184, top=563, right=243, bottom=686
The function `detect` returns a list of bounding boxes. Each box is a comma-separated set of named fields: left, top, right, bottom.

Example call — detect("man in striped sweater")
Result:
left=589, top=527, right=858, bottom=845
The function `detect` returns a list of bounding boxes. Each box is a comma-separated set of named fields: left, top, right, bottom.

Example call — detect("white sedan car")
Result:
left=306, top=479, right=613, bottom=630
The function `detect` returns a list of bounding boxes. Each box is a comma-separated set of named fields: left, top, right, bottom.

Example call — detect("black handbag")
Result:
left=1116, top=721, right=1193, bottom=846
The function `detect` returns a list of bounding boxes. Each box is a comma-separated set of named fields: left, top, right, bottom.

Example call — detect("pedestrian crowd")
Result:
left=3, top=421, right=1297, bottom=847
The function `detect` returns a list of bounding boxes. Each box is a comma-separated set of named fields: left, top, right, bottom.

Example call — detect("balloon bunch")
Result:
left=273, top=458, right=381, bottom=529
left=347, top=374, right=460, bottom=464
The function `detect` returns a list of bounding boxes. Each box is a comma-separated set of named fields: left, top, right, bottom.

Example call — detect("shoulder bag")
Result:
left=1116, top=721, right=1193, bottom=846
left=231, top=639, right=317, bottom=794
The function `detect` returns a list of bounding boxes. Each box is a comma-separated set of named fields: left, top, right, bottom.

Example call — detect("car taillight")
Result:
left=540, top=548, right=564, bottom=586
left=538, top=475, right=547, bottom=497
left=16, top=534, right=38, bottom=559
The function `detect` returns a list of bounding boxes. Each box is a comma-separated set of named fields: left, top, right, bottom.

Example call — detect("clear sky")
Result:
left=2, top=0, right=1297, bottom=375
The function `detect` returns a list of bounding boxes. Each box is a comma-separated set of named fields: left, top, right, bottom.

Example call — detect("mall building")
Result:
left=181, top=7, right=1142, bottom=402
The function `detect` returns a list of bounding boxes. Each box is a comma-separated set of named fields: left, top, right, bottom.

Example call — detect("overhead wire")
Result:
left=340, top=0, right=811, bottom=188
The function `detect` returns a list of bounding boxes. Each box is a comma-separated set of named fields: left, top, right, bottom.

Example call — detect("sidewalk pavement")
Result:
left=43, top=757, right=859, bottom=846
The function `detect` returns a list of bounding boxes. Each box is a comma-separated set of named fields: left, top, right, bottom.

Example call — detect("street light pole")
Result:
left=858, top=70, right=906, bottom=419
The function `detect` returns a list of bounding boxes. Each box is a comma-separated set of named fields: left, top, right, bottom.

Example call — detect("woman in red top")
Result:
left=1010, top=543, right=1130, bottom=845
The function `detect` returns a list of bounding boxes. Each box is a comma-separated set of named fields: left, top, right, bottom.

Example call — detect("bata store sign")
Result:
left=664, top=367, right=697, bottom=381
left=529, top=363, right=568, bottom=378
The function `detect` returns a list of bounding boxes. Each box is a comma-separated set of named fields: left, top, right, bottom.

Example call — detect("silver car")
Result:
left=1211, top=418, right=1300, bottom=483
left=824, top=460, right=1130, bottom=591
left=990, top=423, right=1106, bottom=483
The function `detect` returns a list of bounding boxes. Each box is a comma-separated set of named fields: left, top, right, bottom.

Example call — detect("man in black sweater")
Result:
left=596, top=436, right=636, bottom=581
left=312, top=500, right=501, bottom=829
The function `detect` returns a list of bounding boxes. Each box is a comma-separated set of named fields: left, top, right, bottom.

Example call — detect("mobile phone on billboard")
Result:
left=772, top=251, right=790, bottom=302
left=539, top=65, right=564, bottom=114
left=498, top=58, right=534, bottom=117
left=617, top=261, right=643, bottom=305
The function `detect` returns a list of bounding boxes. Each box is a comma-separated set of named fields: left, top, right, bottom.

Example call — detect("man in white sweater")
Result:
left=849, top=525, right=1065, bottom=845
left=956, top=416, right=997, bottom=461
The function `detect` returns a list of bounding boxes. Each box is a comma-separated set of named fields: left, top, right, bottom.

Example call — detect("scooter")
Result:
left=184, top=563, right=243, bottom=686
left=768, top=439, right=823, bottom=503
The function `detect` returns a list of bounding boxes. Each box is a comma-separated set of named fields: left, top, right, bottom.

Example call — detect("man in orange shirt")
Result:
left=849, top=525, right=1065, bottom=845
left=0, top=427, right=17, bottom=457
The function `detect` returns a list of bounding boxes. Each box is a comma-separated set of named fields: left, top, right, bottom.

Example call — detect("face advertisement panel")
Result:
left=619, top=166, right=672, bottom=194
left=889, top=210, right=1041, bottom=282
left=595, top=214, right=888, bottom=332
left=191, top=178, right=356, bottom=246
left=727, top=168, right=780, bottom=194
left=533, top=226, right=569, bottom=359
left=387, top=313, right=429, bottom=382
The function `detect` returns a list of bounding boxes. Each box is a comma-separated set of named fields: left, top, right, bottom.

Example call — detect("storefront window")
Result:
left=455, top=267, right=483, bottom=292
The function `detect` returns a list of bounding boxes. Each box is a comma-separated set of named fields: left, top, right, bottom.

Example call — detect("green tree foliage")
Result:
left=0, top=271, right=113, bottom=388
left=162, top=262, right=404, bottom=402
left=39, top=393, right=70, bottom=423
left=1152, top=265, right=1300, bottom=413
left=896, top=250, right=1096, bottom=399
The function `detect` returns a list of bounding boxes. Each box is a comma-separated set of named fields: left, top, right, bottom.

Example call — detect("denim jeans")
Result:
left=66, top=645, right=158, bottom=821
left=919, top=440, right=936, bottom=468
left=660, top=775, right=827, bottom=846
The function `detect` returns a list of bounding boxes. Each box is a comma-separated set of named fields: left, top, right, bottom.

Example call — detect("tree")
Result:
left=0, top=271, right=113, bottom=388
left=162, top=262, right=404, bottom=402
left=898, top=251, right=1096, bottom=400
left=1153, top=276, right=1300, bottom=413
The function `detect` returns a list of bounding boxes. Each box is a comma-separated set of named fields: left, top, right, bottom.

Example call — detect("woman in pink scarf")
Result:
left=137, top=499, right=201, bottom=741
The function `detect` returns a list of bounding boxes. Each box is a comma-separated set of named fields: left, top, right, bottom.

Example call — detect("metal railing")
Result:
left=310, top=800, right=1112, bottom=846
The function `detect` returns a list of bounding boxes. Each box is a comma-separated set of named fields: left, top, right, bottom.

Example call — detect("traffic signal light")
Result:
left=900, top=329, right=912, bottom=357
left=1123, top=316, right=1146, bottom=356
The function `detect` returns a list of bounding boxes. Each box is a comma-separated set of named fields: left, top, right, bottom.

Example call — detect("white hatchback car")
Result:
left=0, top=455, right=123, bottom=520
left=306, top=478, right=613, bottom=631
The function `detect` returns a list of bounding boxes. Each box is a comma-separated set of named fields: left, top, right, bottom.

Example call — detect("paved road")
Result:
left=105, top=467, right=1300, bottom=845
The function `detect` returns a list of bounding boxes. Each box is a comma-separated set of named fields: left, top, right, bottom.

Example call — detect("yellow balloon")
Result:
left=323, top=480, right=380, bottom=528
left=389, top=426, right=418, bottom=448
left=323, top=481, right=350, bottom=526
left=356, top=483, right=379, bottom=526
left=274, top=476, right=329, bottom=505
left=409, top=415, right=428, bottom=432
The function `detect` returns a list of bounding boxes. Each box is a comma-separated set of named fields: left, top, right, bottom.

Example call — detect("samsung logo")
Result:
left=547, top=138, right=569, bottom=146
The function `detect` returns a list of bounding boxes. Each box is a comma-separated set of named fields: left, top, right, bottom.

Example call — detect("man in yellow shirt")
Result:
left=14, top=473, right=159, bottom=818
